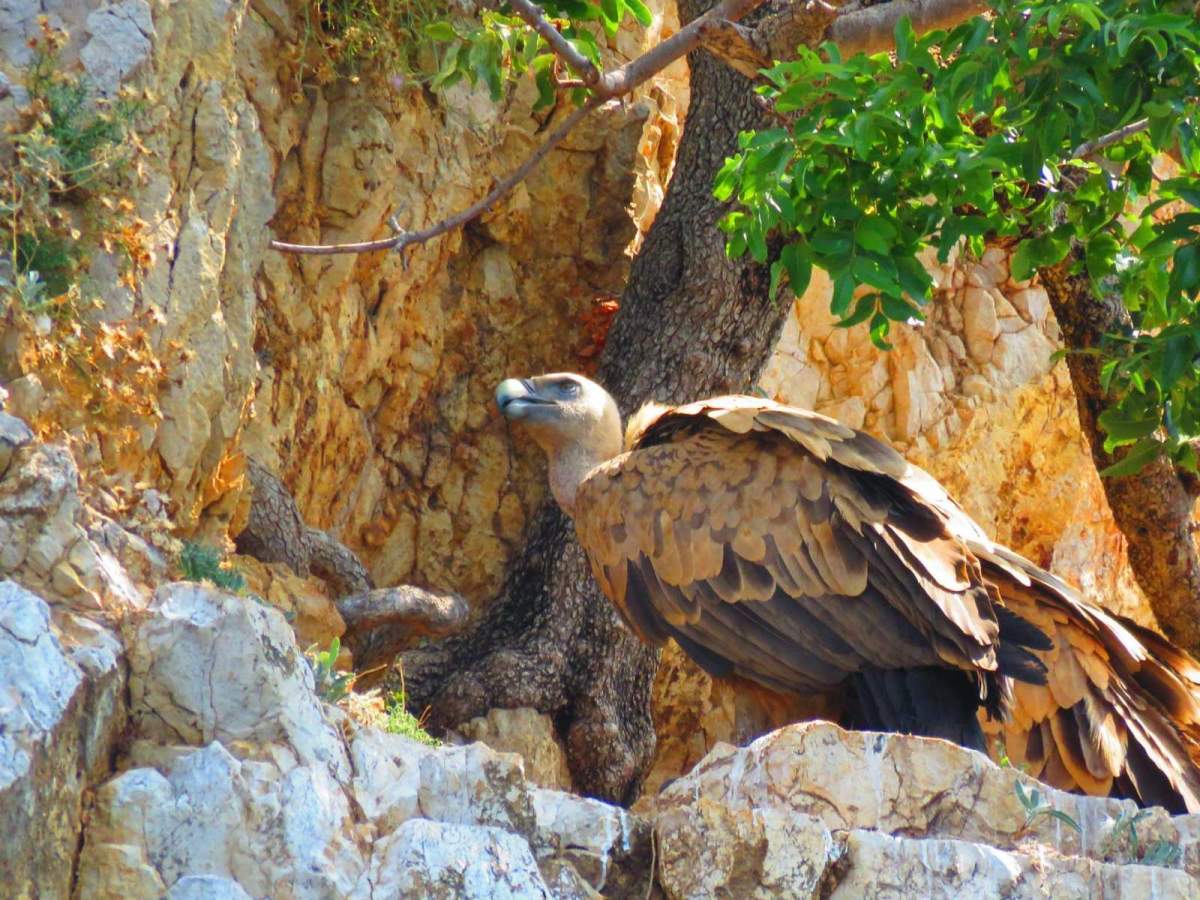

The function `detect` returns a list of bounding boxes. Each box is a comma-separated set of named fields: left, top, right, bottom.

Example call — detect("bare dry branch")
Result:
left=269, top=100, right=599, bottom=256
left=269, top=0, right=994, bottom=257
left=271, top=0, right=766, bottom=256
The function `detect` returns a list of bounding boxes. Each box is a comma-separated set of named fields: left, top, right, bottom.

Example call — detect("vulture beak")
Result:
left=496, top=377, right=556, bottom=421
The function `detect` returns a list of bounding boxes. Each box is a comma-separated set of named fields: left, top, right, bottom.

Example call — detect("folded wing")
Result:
left=576, top=394, right=1200, bottom=812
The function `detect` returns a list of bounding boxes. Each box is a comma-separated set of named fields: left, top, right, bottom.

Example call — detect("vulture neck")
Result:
left=546, top=416, right=622, bottom=517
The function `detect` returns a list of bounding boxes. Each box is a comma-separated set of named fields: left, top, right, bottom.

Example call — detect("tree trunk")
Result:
left=1040, top=257, right=1200, bottom=655
left=401, top=0, right=788, bottom=804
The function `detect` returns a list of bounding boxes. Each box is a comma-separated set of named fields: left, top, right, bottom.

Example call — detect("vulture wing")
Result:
left=978, top=545, right=1200, bottom=812
left=574, top=395, right=1200, bottom=811
left=574, top=395, right=1050, bottom=748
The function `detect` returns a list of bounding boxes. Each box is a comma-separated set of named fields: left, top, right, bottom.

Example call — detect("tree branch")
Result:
left=269, top=0, right=993, bottom=256
left=271, top=0, right=766, bottom=256
left=1073, top=117, right=1149, bottom=160
left=269, top=101, right=600, bottom=256
left=495, top=0, right=601, bottom=86
left=830, top=0, right=990, bottom=55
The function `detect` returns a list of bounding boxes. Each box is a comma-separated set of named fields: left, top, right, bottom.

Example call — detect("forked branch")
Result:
left=270, top=0, right=993, bottom=256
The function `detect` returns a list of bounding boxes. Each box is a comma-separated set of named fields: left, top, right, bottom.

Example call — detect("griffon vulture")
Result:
left=496, top=372, right=1200, bottom=813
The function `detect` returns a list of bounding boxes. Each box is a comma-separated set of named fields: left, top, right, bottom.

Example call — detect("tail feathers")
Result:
left=981, top=551, right=1200, bottom=814
left=993, top=603, right=1051, bottom=687
left=851, top=666, right=987, bottom=753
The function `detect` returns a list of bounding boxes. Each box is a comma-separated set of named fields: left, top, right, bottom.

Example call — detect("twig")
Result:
left=1073, top=118, right=1149, bottom=160
left=270, top=101, right=599, bottom=256
left=271, top=0, right=765, bottom=256
left=269, top=0, right=992, bottom=256
left=499, top=0, right=601, bottom=86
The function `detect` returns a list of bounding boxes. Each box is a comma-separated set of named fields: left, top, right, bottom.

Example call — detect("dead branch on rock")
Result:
left=235, top=457, right=373, bottom=595
left=339, top=586, right=472, bottom=687
left=236, top=459, right=473, bottom=670
left=269, top=0, right=993, bottom=257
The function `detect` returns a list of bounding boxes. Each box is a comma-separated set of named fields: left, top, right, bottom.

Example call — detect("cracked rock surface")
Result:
left=639, top=722, right=1200, bottom=898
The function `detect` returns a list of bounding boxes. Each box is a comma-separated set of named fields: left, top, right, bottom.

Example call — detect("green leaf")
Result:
left=1098, top=438, right=1162, bottom=477
left=1085, top=233, right=1120, bottom=280
left=1011, top=232, right=1071, bottom=281
left=781, top=243, right=813, bottom=298
left=837, top=293, right=877, bottom=328
left=1098, top=407, right=1159, bottom=447
left=852, top=253, right=902, bottom=296
left=625, top=0, right=654, bottom=27
left=854, top=216, right=898, bottom=256
left=869, top=311, right=893, bottom=350
left=600, top=0, right=622, bottom=30
left=831, top=272, right=855, bottom=317
left=1045, top=809, right=1083, bottom=834
left=424, top=21, right=459, bottom=41
left=769, top=259, right=786, bottom=301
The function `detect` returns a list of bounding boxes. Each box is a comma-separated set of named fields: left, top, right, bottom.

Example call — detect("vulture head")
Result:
left=496, top=373, right=622, bottom=514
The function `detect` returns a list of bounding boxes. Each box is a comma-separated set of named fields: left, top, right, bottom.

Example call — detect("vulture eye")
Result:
left=559, top=380, right=580, bottom=398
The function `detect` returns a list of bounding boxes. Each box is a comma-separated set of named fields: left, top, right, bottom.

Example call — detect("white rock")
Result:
left=126, top=583, right=350, bottom=781
left=360, top=818, right=553, bottom=899
left=350, top=727, right=431, bottom=831
left=82, top=741, right=364, bottom=897
left=643, top=722, right=1200, bottom=897
left=164, top=875, right=254, bottom=900
left=80, top=0, right=155, bottom=95
left=0, top=581, right=124, bottom=896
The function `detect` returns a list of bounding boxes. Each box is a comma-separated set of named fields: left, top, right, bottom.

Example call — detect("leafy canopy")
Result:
left=716, top=0, right=1200, bottom=474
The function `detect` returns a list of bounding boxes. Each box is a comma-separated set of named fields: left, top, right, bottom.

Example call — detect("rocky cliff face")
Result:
left=0, top=0, right=1190, bottom=896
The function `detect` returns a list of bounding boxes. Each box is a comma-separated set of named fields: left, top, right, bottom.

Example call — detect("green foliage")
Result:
left=303, top=0, right=454, bottom=82
left=1014, top=779, right=1083, bottom=834
left=423, top=0, right=650, bottom=106
left=1101, top=809, right=1183, bottom=867
left=2, top=21, right=142, bottom=315
left=307, top=637, right=354, bottom=704
left=305, top=0, right=651, bottom=103
left=179, top=541, right=247, bottom=593
left=716, top=0, right=1200, bottom=472
left=385, top=690, right=440, bottom=745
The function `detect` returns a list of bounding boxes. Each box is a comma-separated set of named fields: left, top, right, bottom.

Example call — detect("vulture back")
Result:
left=576, top=394, right=1200, bottom=813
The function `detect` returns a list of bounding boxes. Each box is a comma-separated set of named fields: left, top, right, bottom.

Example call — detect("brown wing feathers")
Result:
left=575, top=393, right=1200, bottom=813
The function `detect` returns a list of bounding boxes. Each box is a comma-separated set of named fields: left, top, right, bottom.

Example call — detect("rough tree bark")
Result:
left=1041, top=259, right=1200, bottom=655
left=401, top=0, right=790, bottom=804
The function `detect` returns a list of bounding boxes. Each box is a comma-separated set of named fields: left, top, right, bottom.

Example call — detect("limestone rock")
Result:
left=362, top=819, right=552, bottom=899
left=125, top=582, right=350, bottom=780
left=0, top=441, right=147, bottom=611
left=0, top=411, right=32, bottom=477
left=456, top=707, right=574, bottom=791
left=0, top=581, right=125, bottom=899
left=80, top=741, right=364, bottom=898
left=641, top=721, right=1200, bottom=898
left=80, top=0, right=154, bottom=95
left=79, top=580, right=651, bottom=897
left=530, top=786, right=653, bottom=896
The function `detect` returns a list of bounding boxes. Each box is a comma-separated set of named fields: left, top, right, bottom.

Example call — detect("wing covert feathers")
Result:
left=573, top=393, right=1200, bottom=812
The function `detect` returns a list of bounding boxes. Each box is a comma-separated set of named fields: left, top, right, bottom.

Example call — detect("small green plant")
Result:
left=1101, top=809, right=1184, bottom=867
left=179, top=541, right=247, bottom=592
left=307, top=637, right=354, bottom=703
left=1014, top=780, right=1083, bottom=834
left=994, top=738, right=1012, bottom=769
left=3, top=19, right=144, bottom=315
left=300, top=0, right=455, bottom=85
left=385, top=690, right=440, bottom=746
